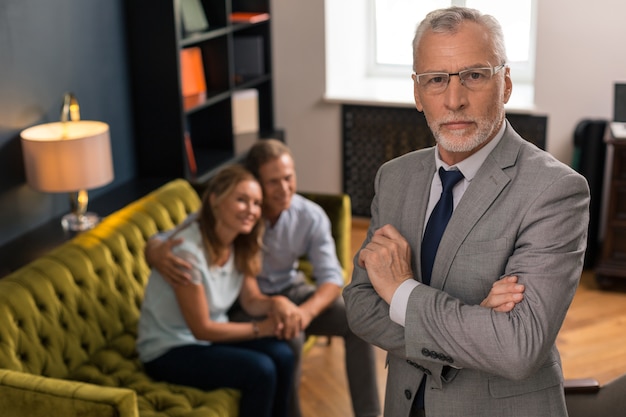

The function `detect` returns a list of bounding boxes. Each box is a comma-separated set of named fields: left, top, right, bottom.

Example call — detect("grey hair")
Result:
left=412, top=6, right=507, bottom=71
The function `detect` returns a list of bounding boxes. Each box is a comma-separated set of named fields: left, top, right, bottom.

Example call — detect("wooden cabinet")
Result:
left=596, top=138, right=626, bottom=285
left=125, top=0, right=279, bottom=181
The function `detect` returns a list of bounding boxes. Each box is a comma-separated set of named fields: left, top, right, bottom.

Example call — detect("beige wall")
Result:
left=272, top=1, right=626, bottom=194
left=534, top=1, right=626, bottom=161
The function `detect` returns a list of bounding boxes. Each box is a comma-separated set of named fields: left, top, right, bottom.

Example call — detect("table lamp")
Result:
left=20, top=93, right=114, bottom=231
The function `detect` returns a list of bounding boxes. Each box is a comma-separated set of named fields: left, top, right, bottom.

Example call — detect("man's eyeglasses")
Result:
left=412, top=64, right=506, bottom=94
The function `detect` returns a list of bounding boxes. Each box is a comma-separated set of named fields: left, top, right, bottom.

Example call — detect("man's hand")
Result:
left=358, top=224, right=414, bottom=304
left=145, top=237, right=193, bottom=286
left=480, top=275, right=525, bottom=312
left=269, top=296, right=304, bottom=339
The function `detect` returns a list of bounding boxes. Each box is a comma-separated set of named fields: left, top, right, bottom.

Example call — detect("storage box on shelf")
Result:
left=125, top=0, right=280, bottom=183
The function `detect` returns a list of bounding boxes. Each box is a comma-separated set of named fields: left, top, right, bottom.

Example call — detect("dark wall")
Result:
left=0, top=0, right=136, bottom=246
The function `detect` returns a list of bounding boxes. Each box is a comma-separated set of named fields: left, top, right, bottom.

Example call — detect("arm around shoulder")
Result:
left=145, top=235, right=194, bottom=285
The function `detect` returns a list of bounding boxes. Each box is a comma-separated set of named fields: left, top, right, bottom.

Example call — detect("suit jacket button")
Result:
left=404, top=389, right=412, bottom=400
left=421, top=348, right=431, bottom=357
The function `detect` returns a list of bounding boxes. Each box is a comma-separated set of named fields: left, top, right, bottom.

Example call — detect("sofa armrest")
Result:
left=0, top=369, right=138, bottom=417
left=564, top=377, right=601, bottom=394
left=565, top=374, right=626, bottom=417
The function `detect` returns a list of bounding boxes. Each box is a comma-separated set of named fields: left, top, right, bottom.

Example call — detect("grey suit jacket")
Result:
left=344, top=121, right=590, bottom=417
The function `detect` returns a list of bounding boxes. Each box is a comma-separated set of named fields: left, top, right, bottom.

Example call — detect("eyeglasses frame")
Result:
left=412, top=63, right=507, bottom=93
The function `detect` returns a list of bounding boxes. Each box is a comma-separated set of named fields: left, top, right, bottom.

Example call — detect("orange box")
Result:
left=180, top=47, right=206, bottom=98
left=230, top=12, right=269, bottom=24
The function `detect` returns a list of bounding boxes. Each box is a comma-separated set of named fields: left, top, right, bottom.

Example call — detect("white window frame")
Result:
left=367, top=0, right=537, bottom=85
left=324, top=0, right=536, bottom=110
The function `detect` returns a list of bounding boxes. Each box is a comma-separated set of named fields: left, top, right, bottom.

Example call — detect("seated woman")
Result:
left=137, top=164, right=294, bottom=417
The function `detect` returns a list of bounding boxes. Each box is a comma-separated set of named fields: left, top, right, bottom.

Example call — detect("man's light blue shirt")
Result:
left=258, top=193, right=344, bottom=294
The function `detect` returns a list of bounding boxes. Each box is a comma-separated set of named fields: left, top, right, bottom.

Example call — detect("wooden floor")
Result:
left=299, top=218, right=626, bottom=417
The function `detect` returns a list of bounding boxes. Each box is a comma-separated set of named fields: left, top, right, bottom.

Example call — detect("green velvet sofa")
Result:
left=0, top=178, right=352, bottom=417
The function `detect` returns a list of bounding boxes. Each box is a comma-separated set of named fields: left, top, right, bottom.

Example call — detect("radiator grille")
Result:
left=342, top=104, right=547, bottom=216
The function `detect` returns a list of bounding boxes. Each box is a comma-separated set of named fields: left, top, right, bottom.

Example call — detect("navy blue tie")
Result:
left=421, top=167, right=464, bottom=285
left=415, top=167, right=464, bottom=411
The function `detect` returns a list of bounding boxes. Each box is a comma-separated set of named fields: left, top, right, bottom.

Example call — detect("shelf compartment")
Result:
left=232, top=0, right=269, bottom=13
left=187, top=101, right=235, bottom=175
left=126, top=0, right=276, bottom=180
left=181, top=26, right=230, bottom=47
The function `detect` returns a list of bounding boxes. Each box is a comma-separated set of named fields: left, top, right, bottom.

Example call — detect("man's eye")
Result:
left=428, top=76, right=446, bottom=84
left=465, top=71, right=487, bottom=81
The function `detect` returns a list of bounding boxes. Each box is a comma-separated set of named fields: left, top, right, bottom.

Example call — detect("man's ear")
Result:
left=503, top=67, right=513, bottom=104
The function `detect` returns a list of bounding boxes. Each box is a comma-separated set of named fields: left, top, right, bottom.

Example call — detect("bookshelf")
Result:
left=125, top=0, right=280, bottom=182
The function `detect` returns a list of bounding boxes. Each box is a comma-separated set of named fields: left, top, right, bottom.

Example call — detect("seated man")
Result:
left=146, top=139, right=381, bottom=417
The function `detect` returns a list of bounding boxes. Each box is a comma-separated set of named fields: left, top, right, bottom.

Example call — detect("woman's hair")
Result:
left=244, top=138, right=292, bottom=180
left=198, top=164, right=264, bottom=277
left=412, top=6, right=507, bottom=71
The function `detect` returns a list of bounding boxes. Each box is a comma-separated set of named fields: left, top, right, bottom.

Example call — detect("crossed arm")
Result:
left=359, top=225, right=524, bottom=312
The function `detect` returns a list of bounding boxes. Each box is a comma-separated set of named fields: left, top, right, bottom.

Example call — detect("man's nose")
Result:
left=443, top=75, right=468, bottom=110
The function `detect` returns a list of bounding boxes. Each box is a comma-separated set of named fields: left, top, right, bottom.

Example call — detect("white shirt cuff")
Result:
left=389, top=279, right=420, bottom=326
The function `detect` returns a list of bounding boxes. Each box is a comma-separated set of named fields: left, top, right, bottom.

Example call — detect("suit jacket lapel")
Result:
left=410, top=151, right=436, bottom=272
left=430, top=124, right=522, bottom=289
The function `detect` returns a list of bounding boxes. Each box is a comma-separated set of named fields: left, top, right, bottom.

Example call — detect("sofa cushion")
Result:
left=66, top=340, right=239, bottom=417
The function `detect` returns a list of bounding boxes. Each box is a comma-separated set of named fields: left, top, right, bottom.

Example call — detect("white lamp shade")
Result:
left=21, top=121, right=114, bottom=193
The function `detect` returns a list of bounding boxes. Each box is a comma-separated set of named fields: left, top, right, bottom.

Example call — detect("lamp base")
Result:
left=61, top=212, right=100, bottom=232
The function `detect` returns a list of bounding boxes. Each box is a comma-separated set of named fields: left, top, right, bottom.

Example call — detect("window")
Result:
left=324, top=0, right=536, bottom=108
left=372, top=0, right=535, bottom=83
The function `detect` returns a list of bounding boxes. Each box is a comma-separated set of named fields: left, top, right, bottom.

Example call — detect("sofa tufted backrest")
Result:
left=0, top=179, right=201, bottom=379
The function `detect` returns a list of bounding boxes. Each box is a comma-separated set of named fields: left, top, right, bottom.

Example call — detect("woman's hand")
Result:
left=256, top=316, right=284, bottom=338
